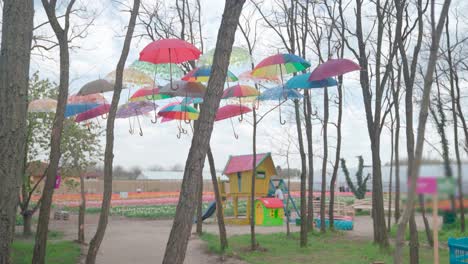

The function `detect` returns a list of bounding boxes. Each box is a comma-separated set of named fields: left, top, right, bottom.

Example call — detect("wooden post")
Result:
left=433, top=192, right=439, bottom=264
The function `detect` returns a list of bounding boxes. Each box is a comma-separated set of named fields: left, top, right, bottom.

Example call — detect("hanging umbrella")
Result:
left=75, top=104, right=110, bottom=123
left=258, top=86, right=303, bottom=101
left=158, top=103, right=199, bottom=120
left=105, top=68, right=155, bottom=87
left=222, top=84, right=259, bottom=121
left=238, top=70, right=281, bottom=84
left=129, top=60, right=184, bottom=80
left=251, top=53, right=311, bottom=78
left=215, top=104, right=252, bottom=121
left=198, top=46, right=252, bottom=67
left=308, top=59, right=360, bottom=81
left=77, top=79, right=114, bottom=96
left=182, top=66, right=238, bottom=82
left=286, top=73, right=338, bottom=89
left=68, top=94, right=107, bottom=105
left=180, top=97, right=203, bottom=105
left=215, top=104, right=252, bottom=139
left=158, top=103, right=199, bottom=138
left=129, top=86, right=171, bottom=102
left=65, top=103, right=100, bottom=118
left=116, top=101, right=155, bottom=119
left=28, top=98, right=57, bottom=113
left=117, top=101, right=156, bottom=136
left=160, top=80, right=206, bottom=98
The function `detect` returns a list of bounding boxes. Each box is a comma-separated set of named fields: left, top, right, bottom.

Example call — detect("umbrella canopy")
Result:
left=252, top=54, right=311, bottom=77
left=105, top=68, right=155, bottom=87
left=28, top=98, right=57, bottom=113
left=309, top=59, right=360, bottom=81
left=215, top=104, right=252, bottom=121
left=129, top=86, right=171, bottom=102
left=198, top=46, right=252, bottom=67
left=180, top=97, right=203, bottom=105
left=222, top=84, right=259, bottom=99
left=116, top=101, right=155, bottom=119
left=158, top=103, right=199, bottom=120
left=182, top=66, right=238, bottom=82
left=65, top=103, right=100, bottom=118
left=75, top=104, right=110, bottom=122
left=129, top=60, right=184, bottom=80
left=258, top=86, right=303, bottom=101
left=286, top=73, right=338, bottom=89
left=78, top=79, right=114, bottom=96
left=139, top=39, right=201, bottom=64
left=160, top=81, right=206, bottom=98
left=238, top=70, right=281, bottom=84
left=68, top=94, right=107, bottom=105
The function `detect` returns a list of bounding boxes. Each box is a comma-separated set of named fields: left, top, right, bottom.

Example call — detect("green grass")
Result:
left=11, top=240, right=80, bottom=264
left=201, top=232, right=449, bottom=264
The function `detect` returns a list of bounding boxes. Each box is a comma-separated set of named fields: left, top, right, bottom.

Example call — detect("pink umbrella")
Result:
left=75, top=104, right=110, bottom=123
left=215, top=104, right=252, bottom=121
left=309, top=59, right=360, bottom=81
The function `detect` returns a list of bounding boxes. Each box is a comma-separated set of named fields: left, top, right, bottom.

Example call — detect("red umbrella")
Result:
left=75, top=104, right=110, bottom=123
left=309, top=59, right=360, bottom=81
left=139, top=39, right=201, bottom=64
left=215, top=104, right=252, bottom=121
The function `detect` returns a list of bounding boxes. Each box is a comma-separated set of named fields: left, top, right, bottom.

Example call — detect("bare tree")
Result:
left=394, top=0, right=453, bottom=263
left=85, top=1, right=140, bottom=263
left=162, top=1, right=246, bottom=263
left=0, top=0, right=33, bottom=262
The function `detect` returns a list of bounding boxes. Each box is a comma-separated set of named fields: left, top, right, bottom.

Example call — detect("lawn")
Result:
left=11, top=240, right=80, bottom=264
left=201, top=232, right=449, bottom=264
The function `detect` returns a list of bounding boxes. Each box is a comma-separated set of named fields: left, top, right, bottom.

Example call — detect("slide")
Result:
left=202, top=201, right=217, bottom=221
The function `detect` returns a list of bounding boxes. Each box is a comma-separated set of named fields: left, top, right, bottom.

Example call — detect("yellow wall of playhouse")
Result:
left=226, top=156, right=276, bottom=196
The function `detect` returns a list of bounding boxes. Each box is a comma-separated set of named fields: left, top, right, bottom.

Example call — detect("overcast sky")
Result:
left=27, top=0, right=466, bottom=172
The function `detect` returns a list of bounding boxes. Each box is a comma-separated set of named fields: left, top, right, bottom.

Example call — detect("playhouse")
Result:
left=255, top=198, right=284, bottom=226
left=221, top=152, right=283, bottom=225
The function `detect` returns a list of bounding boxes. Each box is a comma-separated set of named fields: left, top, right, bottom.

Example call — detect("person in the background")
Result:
left=275, top=185, right=284, bottom=201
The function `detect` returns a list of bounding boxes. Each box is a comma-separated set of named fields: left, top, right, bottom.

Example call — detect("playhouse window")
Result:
left=237, top=172, right=242, bottom=192
left=256, top=171, right=266, bottom=179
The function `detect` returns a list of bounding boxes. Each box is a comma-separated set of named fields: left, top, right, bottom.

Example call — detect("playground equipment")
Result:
left=255, top=198, right=284, bottom=226
left=449, top=237, right=468, bottom=264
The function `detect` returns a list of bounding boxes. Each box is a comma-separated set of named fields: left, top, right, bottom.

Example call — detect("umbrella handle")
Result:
left=139, top=127, right=143, bottom=136
left=279, top=104, right=286, bottom=125
left=170, top=82, right=179, bottom=91
left=102, top=113, right=108, bottom=120
left=184, top=119, right=191, bottom=124
left=176, top=130, right=181, bottom=139
left=151, top=115, right=158, bottom=124
left=230, top=118, right=239, bottom=140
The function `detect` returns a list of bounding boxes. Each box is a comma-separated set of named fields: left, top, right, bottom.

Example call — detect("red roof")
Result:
left=257, top=198, right=284, bottom=208
left=223, top=153, right=270, bottom=175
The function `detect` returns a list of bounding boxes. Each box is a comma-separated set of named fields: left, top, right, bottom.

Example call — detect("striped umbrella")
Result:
left=222, top=85, right=259, bottom=121
left=182, top=66, right=238, bottom=82
left=75, top=104, right=110, bottom=123
left=251, top=54, right=311, bottom=78
left=158, top=103, right=199, bottom=138
left=129, top=86, right=171, bottom=102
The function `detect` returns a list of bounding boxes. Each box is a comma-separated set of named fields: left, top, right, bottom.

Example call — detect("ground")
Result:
left=46, top=213, right=441, bottom=263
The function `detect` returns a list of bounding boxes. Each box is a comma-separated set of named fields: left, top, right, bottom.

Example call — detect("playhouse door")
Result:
left=255, top=202, right=264, bottom=225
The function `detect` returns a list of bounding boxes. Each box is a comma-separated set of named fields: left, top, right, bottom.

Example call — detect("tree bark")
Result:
left=162, top=1, right=245, bottom=262
left=392, top=67, right=401, bottom=223
left=207, top=147, right=228, bottom=251
left=394, top=1, right=452, bottom=263
left=250, top=108, right=257, bottom=250
left=33, top=1, right=76, bottom=262
left=85, top=1, right=140, bottom=263
left=320, top=87, right=329, bottom=233
left=294, top=99, right=308, bottom=247
left=196, top=175, right=203, bottom=235
left=22, top=212, right=33, bottom=237
left=0, top=0, right=33, bottom=262
left=78, top=173, right=86, bottom=244
left=304, top=90, right=314, bottom=232
left=329, top=79, right=342, bottom=231
left=388, top=121, right=394, bottom=232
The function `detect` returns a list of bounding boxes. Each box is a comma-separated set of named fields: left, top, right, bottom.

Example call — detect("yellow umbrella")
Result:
left=105, top=68, right=155, bottom=87
left=28, top=98, right=57, bottom=113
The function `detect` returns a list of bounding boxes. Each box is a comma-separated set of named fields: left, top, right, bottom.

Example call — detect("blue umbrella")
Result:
left=285, top=73, right=337, bottom=89
left=258, top=86, right=303, bottom=101
left=65, top=103, right=100, bottom=118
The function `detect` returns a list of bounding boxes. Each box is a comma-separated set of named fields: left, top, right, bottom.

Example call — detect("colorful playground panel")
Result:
left=255, top=198, right=284, bottom=226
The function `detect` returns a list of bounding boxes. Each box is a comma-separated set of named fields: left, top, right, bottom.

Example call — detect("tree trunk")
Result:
left=446, top=16, right=465, bottom=232
left=392, top=78, right=401, bottom=223
left=23, top=212, right=33, bottom=237
left=304, top=90, right=314, bottom=232
left=78, top=173, right=86, bottom=244
left=387, top=123, right=394, bottom=232
left=418, top=195, right=433, bottom=246
left=0, top=0, right=33, bottom=262
left=33, top=1, right=75, bottom=261
left=294, top=99, right=308, bottom=247
left=207, top=147, right=228, bottom=251
left=85, top=1, right=140, bottom=263
left=409, top=212, right=419, bottom=264
left=394, top=1, right=452, bottom=262
left=250, top=108, right=257, bottom=250
left=329, top=80, right=342, bottom=231
left=162, top=2, right=245, bottom=262
left=320, top=87, right=329, bottom=233
left=196, top=175, right=203, bottom=235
